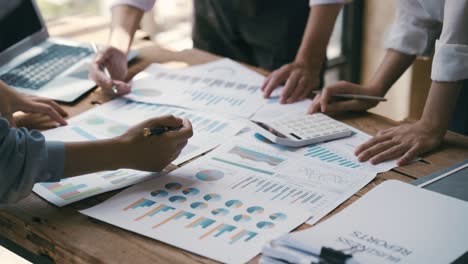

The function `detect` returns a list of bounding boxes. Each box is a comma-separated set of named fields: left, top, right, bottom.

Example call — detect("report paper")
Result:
left=263, top=180, right=468, bottom=264
left=80, top=162, right=310, bottom=263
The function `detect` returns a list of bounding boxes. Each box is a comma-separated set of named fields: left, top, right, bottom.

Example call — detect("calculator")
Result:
left=249, top=113, right=353, bottom=147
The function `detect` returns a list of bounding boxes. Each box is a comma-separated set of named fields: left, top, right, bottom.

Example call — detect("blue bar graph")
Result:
left=304, top=145, right=361, bottom=168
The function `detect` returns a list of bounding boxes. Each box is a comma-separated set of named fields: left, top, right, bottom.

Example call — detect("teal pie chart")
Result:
left=269, top=213, right=287, bottom=221
left=150, top=190, right=168, bottom=198
left=211, top=208, right=229, bottom=216
left=190, top=202, right=208, bottom=210
left=246, top=206, right=264, bottom=215
left=233, top=214, right=251, bottom=223
left=225, top=200, right=243, bottom=208
left=257, top=221, right=275, bottom=229
left=195, top=170, right=224, bottom=181
left=182, top=187, right=200, bottom=196
left=203, top=194, right=221, bottom=202
left=165, top=182, right=182, bottom=191
left=169, top=196, right=187, bottom=203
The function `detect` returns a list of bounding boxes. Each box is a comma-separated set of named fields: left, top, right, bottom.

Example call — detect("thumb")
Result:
left=144, top=115, right=183, bottom=128
left=5, top=113, right=16, bottom=127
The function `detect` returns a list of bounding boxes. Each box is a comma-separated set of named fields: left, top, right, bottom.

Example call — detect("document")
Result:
left=36, top=99, right=245, bottom=206
left=262, top=180, right=468, bottom=264
left=124, top=59, right=267, bottom=118
left=80, top=161, right=310, bottom=264
left=237, top=126, right=397, bottom=174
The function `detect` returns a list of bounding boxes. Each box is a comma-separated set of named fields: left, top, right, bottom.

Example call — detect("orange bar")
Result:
left=123, top=198, right=145, bottom=211
left=152, top=211, right=184, bottom=229
left=199, top=223, right=224, bottom=240
left=134, top=204, right=164, bottom=221
left=186, top=216, right=204, bottom=228
left=231, top=229, right=246, bottom=240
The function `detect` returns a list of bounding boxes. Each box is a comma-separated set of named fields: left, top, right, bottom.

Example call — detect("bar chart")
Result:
left=304, top=145, right=361, bottom=168
left=39, top=182, right=102, bottom=201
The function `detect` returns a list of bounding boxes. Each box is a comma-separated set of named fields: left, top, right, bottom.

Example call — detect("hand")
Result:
left=355, top=121, right=445, bottom=166
left=88, top=46, right=131, bottom=96
left=117, top=115, right=194, bottom=172
left=308, top=81, right=381, bottom=114
left=0, top=81, right=67, bottom=127
left=262, top=61, right=321, bottom=104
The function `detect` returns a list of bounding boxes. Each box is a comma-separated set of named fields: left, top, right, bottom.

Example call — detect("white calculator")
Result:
left=249, top=113, right=353, bottom=147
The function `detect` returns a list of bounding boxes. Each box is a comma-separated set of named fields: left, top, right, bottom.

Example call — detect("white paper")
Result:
left=80, top=161, right=310, bottom=264
left=266, top=180, right=468, bottom=264
left=124, top=59, right=267, bottom=118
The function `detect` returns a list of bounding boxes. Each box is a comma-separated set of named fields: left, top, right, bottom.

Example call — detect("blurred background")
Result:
left=34, top=0, right=432, bottom=122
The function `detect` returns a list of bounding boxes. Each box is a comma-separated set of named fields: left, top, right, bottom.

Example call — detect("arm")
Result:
left=262, top=3, right=343, bottom=103
left=108, top=5, right=146, bottom=54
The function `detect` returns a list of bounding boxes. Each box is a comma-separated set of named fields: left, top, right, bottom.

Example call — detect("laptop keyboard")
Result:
left=0, top=43, right=92, bottom=90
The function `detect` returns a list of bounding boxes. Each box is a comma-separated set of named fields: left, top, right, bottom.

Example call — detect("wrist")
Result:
left=417, top=119, right=447, bottom=137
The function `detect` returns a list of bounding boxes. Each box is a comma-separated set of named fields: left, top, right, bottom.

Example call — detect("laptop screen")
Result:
left=0, top=0, right=43, bottom=53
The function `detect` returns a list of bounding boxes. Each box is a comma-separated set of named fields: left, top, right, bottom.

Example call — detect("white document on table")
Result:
left=80, top=159, right=311, bottom=264
left=124, top=59, right=267, bottom=118
left=200, top=138, right=377, bottom=225
left=35, top=98, right=246, bottom=206
left=263, top=180, right=468, bottom=264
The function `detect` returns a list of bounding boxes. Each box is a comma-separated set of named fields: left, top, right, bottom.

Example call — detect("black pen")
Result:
left=312, top=91, right=387, bottom=102
left=143, top=125, right=183, bottom=137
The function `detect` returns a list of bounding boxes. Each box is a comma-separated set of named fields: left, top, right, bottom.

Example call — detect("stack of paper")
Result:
left=261, top=181, right=468, bottom=264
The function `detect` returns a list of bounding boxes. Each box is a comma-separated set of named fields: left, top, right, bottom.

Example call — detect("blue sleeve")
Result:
left=0, top=118, right=65, bottom=205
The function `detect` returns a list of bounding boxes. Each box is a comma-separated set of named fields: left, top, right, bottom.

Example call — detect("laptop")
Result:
left=0, top=0, right=138, bottom=102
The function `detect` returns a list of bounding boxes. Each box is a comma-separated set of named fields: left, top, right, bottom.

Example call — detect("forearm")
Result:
left=368, top=49, right=416, bottom=95
left=419, top=81, right=462, bottom=132
left=295, top=4, right=343, bottom=67
left=63, top=138, right=129, bottom=178
left=108, top=5, right=144, bottom=53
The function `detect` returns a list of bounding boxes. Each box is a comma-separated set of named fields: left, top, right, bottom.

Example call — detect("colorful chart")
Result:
left=228, top=146, right=285, bottom=166
left=165, top=182, right=182, bottom=190
left=124, top=198, right=156, bottom=211
left=246, top=206, right=264, bottom=215
left=39, top=182, right=102, bottom=201
left=182, top=187, right=200, bottom=196
left=269, top=213, right=287, bottom=221
left=151, top=190, right=169, bottom=198
left=196, top=170, right=225, bottom=181
left=190, top=202, right=208, bottom=210
left=304, top=145, right=361, bottom=168
left=132, top=88, right=162, bottom=97
left=233, top=214, right=251, bottom=223
left=211, top=208, right=230, bottom=216
left=256, top=221, right=275, bottom=229
left=225, top=200, right=243, bottom=208
left=169, top=196, right=187, bottom=203
left=203, top=194, right=221, bottom=202
left=134, top=204, right=176, bottom=221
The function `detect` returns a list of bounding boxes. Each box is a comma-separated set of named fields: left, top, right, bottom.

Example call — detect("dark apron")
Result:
left=192, top=0, right=320, bottom=76
left=448, top=80, right=468, bottom=135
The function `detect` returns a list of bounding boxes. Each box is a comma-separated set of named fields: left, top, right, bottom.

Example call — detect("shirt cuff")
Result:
left=45, top=141, right=65, bottom=182
left=110, top=0, right=155, bottom=12
left=432, top=40, right=468, bottom=82
left=309, top=0, right=351, bottom=6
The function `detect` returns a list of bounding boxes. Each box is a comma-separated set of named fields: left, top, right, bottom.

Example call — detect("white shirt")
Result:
left=110, top=0, right=350, bottom=12
left=385, top=0, right=468, bottom=82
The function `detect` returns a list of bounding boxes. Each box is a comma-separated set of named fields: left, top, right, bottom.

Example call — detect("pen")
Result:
left=91, top=42, right=118, bottom=94
left=312, top=91, right=387, bottom=102
left=143, top=125, right=183, bottom=137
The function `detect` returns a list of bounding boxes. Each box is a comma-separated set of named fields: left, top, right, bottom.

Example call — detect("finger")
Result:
left=263, top=66, right=291, bottom=98
left=370, top=144, right=410, bottom=165
left=298, top=78, right=314, bottom=101
left=357, top=140, right=398, bottom=162
left=172, top=119, right=194, bottom=140
left=88, top=63, right=113, bottom=89
left=261, top=75, right=273, bottom=92
left=34, top=98, right=68, bottom=117
left=397, top=144, right=421, bottom=166
left=30, top=102, right=67, bottom=125
left=114, top=81, right=132, bottom=95
left=307, top=93, right=322, bottom=114
left=355, top=134, right=393, bottom=156
left=288, top=77, right=307, bottom=103
left=320, top=81, right=355, bottom=112
left=93, top=47, right=113, bottom=65
left=280, top=72, right=301, bottom=104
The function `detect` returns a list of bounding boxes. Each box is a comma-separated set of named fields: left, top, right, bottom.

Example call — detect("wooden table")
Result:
left=2, top=15, right=468, bottom=264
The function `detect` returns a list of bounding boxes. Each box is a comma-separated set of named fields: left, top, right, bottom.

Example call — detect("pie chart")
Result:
left=132, top=89, right=162, bottom=97
left=150, top=190, right=168, bottom=198
left=246, top=206, right=264, bottom=215
left=203, top=193, right=221, bottom=202
left=169, top=195, right=187, bottom=203
left=165, top=182, right=182, bottom=191
left=257, top=221, right=275, bottom=229
left=211, top=208, right=229, bottom=216
left=182, top=187, right=200, bottom=196
left=195, top=170, right=224, bottom=181
left=225, top=200, right=243, bottom=208
left=190, top=202, right=208, bottom=210
left=269, top=213, right=287, bottom=221
left=85, top=116, right=105, bottom=125
left=233, top=214, right=251, bottom=223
